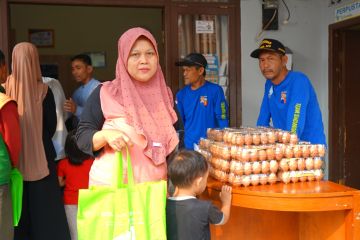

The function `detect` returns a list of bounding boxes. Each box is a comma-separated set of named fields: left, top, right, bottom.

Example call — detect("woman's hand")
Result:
left=93, top=129, right=133, bottom=151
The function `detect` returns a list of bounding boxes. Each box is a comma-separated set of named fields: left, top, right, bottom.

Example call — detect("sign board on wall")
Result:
left=335, top=1, right=360, bottom=22
left=195, top=20, right=214, bottom=34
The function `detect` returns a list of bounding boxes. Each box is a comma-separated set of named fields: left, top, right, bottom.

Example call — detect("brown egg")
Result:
left=290, top=171, right=299, bottom=183
left=241, top=175, right=251, bottom=187
left=233, top=175, right=242, bottom=186
left=236, top=134, right=245, bottom=146
left=280, top=171, right=291, bottom=184
left=299, top=173, right=308, bottom=182
left=282, top=132, right=291, bottom=143
left=269, top=160, right=279, bottom=173
left=310, top=145, right=318, bottom=157
left=302, top=145, right=310, bottom=158
left=279, top=159, right=289, bottom=171
left=317, top=144, right=326, bottom=157
left=252, top=134, right=261, bottom=145
left=252, top=161, right=261, bottom=174
left=261, top=161, right=270, bottom=174
left=297, top=158, right=306, bottom=171
left=216, top=130, right=224, bottom=142
left=266, top=148, right=275, bottom=160
left=258, top=149, right=267, bottom=161
left=241, top=149, right=250, bottom=162
left=218, top=171, right=228, bottom=182
left=249, top=150, right=258, bottom=162
left=305, top=158, right=314, bottom=170
left=244, top=133, right=253, bottom=145
left=259, top=174, right=268, bottom=185
left=231, top=134, right=237, bottom=145
left=260, top=132, right=268, bottom=145
left=223, top=131, right=229, bottom=143
left=288, top=158, right=298, bottom=171
left=236, top=148, right=243, bottom=161
left=228, top=172, right=235, bottom=184
left=221, top=147, right=231, bottom=160
left=285, top=146, right=294, bottom=158
left=268, top=173, right=277, bottom=184
left=307, top=172, right=315, bottom=182
left=293, top=145, right=302, bottom=158
left=251, top=174, right=260, bottom=186
left=233, top=161, right=244, bottom=175
left=231, top=146, right=238, bottom=159
left=313, top=157, right=323, bottom=170
left=211, top=157, right=221, bottom=169
left=230, top=160, right=237, bottom=173
left=275, top=147, right=283, bottom=160
left=279, top=144, right=287, bottom=154
left=199, top=138, right=206, bottom=149
left=209, top=166, right=215, bottom=177
left=268, top=131, right=276, bottom=144
left=314, top=169, right=324, bottom=181
left=290, top=134, right=298, bottom=144
left=277, top=131, right=284, bottom=143
left=220, top=159, right=230, bottom=172
left=244, top=162, right=252, bottom=175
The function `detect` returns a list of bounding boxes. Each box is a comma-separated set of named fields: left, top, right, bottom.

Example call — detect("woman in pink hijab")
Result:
left=76, top=27, right=179, bottom=185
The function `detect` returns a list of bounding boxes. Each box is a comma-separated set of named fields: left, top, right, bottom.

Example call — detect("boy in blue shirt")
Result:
left=251, top=39, right=326, bottom=144
left=175, top=53, right=229, bottom=149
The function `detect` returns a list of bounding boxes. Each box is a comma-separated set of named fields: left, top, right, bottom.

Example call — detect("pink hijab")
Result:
left=101, top=27, right=179, bottom=164
left=5, top=42, right=49, bottom=181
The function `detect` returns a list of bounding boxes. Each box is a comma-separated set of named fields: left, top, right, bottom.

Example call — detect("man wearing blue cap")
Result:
left=175, top=53, right=229, bottom=149
left=251, top=39, right=326, bottom=144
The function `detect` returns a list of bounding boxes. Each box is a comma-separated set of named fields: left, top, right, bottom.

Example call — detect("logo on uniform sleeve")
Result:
left=281, top=91, right=287, bottom=104
left=200, top=96, right=208, bottom=106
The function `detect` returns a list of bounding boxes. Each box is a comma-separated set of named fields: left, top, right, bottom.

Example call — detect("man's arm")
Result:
left=214, top=86, right=229, bottom=128
left=286, top=75, right=310, bottom=137
left=257, top=83, right=271, bottom=127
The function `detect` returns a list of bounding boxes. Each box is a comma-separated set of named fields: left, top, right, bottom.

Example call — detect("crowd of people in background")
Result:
left=0, top=27, right=326, bottom=240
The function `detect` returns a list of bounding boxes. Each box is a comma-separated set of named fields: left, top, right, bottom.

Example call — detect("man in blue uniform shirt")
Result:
left=251, top=39, right=326, bottom=144
left=175, top=53, right=229, bottom=149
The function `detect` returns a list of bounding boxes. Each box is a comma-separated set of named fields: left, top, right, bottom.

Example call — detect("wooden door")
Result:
left=329, top=16, right=360, bottom=189
left=343, top=30, right=360, bottom=189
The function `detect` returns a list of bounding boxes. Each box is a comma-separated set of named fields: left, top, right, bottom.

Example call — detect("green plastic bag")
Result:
left=10, top=168, right=23, bottom=226
left=77, top=150, right=167, bottom=240
left=0, top=133, right=23, bottom=226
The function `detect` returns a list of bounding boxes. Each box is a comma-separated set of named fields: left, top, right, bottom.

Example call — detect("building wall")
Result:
left=10, top=4, right=163, bottom=82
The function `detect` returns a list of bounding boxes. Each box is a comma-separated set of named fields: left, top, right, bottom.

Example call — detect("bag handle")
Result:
left=114, top=148, right=134, bottom=188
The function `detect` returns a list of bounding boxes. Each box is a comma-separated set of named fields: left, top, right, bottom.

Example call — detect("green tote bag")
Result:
left=77, top=150, right=167, bottom=240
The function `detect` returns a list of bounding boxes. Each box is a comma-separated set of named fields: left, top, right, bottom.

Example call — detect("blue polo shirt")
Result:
left=257, top=71, right=326, bottom=144
left=72, top=78, right=101, bottom=117
left=176, top=81, right=229, bottom=149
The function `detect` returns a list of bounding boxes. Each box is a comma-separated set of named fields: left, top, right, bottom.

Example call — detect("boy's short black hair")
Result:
left=168, top=150, right=209, bottom=188
left=65, top=129, right=90, bottom=165
left=0, top=50, right=5, bottom=66
left=71, top=54, right=92, bottom=66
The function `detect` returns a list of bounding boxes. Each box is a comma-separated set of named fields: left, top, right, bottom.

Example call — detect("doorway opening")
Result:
left=329, top=15, right=360, bottom=189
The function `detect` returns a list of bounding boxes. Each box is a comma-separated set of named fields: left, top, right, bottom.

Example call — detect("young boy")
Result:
left=57, top=129, right=94, bottom=240
left=166, top=150, right=232, bottom=240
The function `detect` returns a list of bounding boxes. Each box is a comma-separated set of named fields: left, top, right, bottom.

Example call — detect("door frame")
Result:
left=329, top=16, right=360, bottom=183
left=169, top=2, right=241, bottom=126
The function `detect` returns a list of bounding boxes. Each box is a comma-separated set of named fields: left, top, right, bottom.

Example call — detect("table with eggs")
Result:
left=198, top=127, right=360, bottom=240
